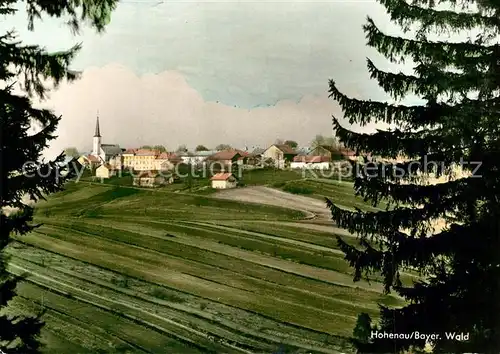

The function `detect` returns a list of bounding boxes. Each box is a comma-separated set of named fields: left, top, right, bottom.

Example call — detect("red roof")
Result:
left=123, top=148, right=137, bottom=154
left=85, top=154, right=100, bottom=162
left=293, top=156, right=331, bottom=163
left=210, top=173, right=236, bottom=181
left=234, top=149, right=251, bottom=157
left=156, top=152, right=180, bottom=160
left=98, top=163, right=116, bottom=170
left=135, top=149, right=160, bottom=156
left=207, top=151, right=241, bottom=161
left=339, top=148, right=356, bottom=157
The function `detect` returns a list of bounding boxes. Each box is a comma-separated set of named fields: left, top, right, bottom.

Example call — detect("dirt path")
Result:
left=214, top=186, right=332, bottom=220
left=242, top=220, right=356, bottom=238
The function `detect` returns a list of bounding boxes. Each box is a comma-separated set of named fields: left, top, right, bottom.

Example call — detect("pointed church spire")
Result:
left=94, top=112, right=101, bottom=137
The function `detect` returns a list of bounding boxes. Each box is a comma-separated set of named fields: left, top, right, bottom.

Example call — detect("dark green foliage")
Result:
left=215, top=144, right=232, bottom=151
left=352, top=313, right=371, bottom=344
left=328, top=0, right=500, bottom=353
left=283, top=140, right=298, bottom=149
left=282, top=185, right=313, bottom=195
left=63, top=147, right=79, bottom=158
left=148, top=287, right=185, bottom=303
left=152, top=145, right=167, bottom=152
left=0, top=0, right=117, bottom=351
left=195, top=145, right=209, bottom=151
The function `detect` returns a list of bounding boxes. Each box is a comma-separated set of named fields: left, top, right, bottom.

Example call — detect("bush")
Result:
left=282, top=185, right=313, bottom=195
left=148, top=287, right=185, bottom=303
left=110, top=276, right=129, bottom=288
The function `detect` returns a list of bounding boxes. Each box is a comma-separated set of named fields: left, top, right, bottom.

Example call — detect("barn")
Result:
left=210, top=173, right=238, bottom=189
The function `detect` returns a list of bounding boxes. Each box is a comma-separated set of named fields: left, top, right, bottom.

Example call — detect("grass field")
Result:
left=6, top=170, right=404, bottom=353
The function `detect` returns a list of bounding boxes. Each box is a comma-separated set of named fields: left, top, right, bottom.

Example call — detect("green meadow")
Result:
left=6, top=170, right=403, bottom=353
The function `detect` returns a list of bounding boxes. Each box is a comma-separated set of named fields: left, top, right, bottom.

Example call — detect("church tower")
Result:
left=92, top=113, right=101, bottom=157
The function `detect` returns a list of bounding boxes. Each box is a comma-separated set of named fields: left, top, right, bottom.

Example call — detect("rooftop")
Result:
left=293, top=155, right=331, bottom=163
left=210, top=173, right=236, bottom=181
left=207, top=150, right=241, bottom=161
left=271, top=144, right=297, bottom=155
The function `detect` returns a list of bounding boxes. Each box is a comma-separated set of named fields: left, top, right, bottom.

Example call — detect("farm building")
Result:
left=309, top=145, right=360, bottom=162
left=210, top=173, right=238, bottom=189
left=206, top=150, right=242, bottom=168
left=95, top=164, right=117, bottom=179
left=261, top=144, right=297, bottom=169
left=77, top=154, right=101, bottom=169
left=291, top=156, right=331, bottom=169
left=133, top=171, right=174, bottom=187
left=338, top=148, right=359, bottom=161
left=108, top=154, right=123, bottom=170
left=309, top=145, right=343, bottom=160
left=179, top=150, right=217, bottom=165
left=154, top=153, right=182, bottom=171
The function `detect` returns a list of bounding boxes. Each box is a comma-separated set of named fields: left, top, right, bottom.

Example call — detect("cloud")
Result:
left=2, top=0, right=393, bottom=108
left=41, top=63, right=382, bottom=158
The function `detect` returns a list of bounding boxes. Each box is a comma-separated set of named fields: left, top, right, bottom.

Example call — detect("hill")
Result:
left=6, top=178, right=402, bottom=353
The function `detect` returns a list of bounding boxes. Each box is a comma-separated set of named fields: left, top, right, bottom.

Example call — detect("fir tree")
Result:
left=0, top=0, right=117, bottom=352
left=327, top=0, right=500, bottom=352
left=353, top=313, right=372, bottom=344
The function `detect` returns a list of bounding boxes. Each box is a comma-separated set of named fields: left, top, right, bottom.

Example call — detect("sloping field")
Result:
left=6, top=181, right=402, bottom=353
left=213, top=186, right=332, bottom=220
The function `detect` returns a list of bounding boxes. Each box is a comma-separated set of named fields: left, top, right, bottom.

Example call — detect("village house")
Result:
left=123, top=149, right=182, bottom=171
left=309, top=144, right=360, bottom=162
left=77, top=154, right=101, bottom=170
left=133, top=170, right=174, bottom=188
left=95, top=164, right=117, bottom=179
left=236, top=149, right=261, bottom=166
left=123, top=149, right=160, bottom=171
left=108, top=154, right=123, bottom=170
left=210, top=172, right=238, bottom=189
left=206, top=150, right=242, bottom=169
left=309, top=145, right=343, bottom=160
left=154, top=152, right=183, bottom=171
left=291, top=155, right=331, bottom=169
left=262, top=144, right=298, bottom=169
left=179, top=150, right=217, bottom=165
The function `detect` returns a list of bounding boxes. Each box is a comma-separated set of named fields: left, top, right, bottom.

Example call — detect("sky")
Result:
left=1, top=0, right=400, bottom=156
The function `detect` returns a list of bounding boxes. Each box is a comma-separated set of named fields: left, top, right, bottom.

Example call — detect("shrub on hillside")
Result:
left=282, top=185, right=313, bottom=195
left=148, top=287, right=185, bottom=303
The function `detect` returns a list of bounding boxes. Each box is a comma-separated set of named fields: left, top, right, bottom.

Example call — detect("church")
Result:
left=78, top=115, right=123, bottom=170
left=91, top=115, right=123, bottom=162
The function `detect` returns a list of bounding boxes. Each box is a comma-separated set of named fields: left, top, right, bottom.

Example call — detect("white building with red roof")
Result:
left=291, top=155, right=331, bottom=169
left=210, top=173, right=238, bottom=189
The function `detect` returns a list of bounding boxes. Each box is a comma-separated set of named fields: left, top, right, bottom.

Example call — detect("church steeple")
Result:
left=94, top=113, right=101, bottom=138
left=92, top=112, right=102, bottom=157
